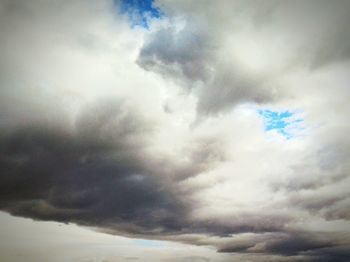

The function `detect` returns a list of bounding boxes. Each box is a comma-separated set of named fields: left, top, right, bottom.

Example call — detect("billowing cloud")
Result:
left=139, top=0, right=350, bottom=114
left=1, top=0, right=350, bottom=262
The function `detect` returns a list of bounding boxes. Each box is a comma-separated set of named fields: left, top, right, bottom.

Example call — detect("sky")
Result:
left=0, top=0, right=350, bottom=261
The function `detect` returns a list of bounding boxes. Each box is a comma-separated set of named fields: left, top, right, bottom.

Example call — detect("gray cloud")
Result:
left=216, top=231, right=350, bottom=262
left=1, top=102, right=348, bottom=259
left=0, top=101, right=187, bottom=235
left=1, top=0, right=350, bottom=261
left=139, top=0, right=350, bottom=114
left=137, top=27, right=212, bottom=84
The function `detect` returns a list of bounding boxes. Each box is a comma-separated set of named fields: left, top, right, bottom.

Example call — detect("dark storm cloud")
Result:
left=262, top=233, right=333, bottom=256
left=190, top=213, right=292, bottom=237
left=216, top=231, right=350, bottom=261
left=0, top=95, right=348, bottom=261
left=265, top=234, right=350, bottom=262
left=1, top=101, right=346, bottom=260
left=0, top=106, right=288, bottom=234
left=0, top=101, right=188, bottom=235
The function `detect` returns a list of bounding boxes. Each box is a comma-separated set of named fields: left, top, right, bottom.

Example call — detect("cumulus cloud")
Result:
left=139, top=0, right=350, bottom=114
left=0, top=101, right=186, bottom=234
left=1, top=0, right=350, bottom=261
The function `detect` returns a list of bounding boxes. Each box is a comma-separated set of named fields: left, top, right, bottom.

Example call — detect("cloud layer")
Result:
left=1, top=0, right=350, bottom=261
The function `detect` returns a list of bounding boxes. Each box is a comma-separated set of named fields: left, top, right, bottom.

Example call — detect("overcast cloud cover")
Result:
left=1, top=0, right=350, bottom=261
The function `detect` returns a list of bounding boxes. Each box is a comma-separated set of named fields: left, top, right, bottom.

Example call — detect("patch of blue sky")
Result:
left=258, top=109, right=304, bottom=139
left=118, top=0, right=163, bottom=28
left=134, top=239, right=164, bottom=248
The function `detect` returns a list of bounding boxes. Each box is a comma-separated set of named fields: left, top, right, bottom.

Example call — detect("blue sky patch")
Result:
left=258, top=109, right=303, bottom=139
left=119, top=0, right=162, bottom=28
left=134, top=239, right=163, bottom=247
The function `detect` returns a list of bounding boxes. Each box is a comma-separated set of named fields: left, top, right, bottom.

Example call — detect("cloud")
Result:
left=0, top=100, right=186, bottom=234
left=1, top=0, right=350, bottom=261
left=137, top=26, right=212, bottom=84
left=138, top=0, right=350, bottom=114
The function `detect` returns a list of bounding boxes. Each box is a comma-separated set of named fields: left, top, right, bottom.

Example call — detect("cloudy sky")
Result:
left=1, top=0, right=350, bottom=261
